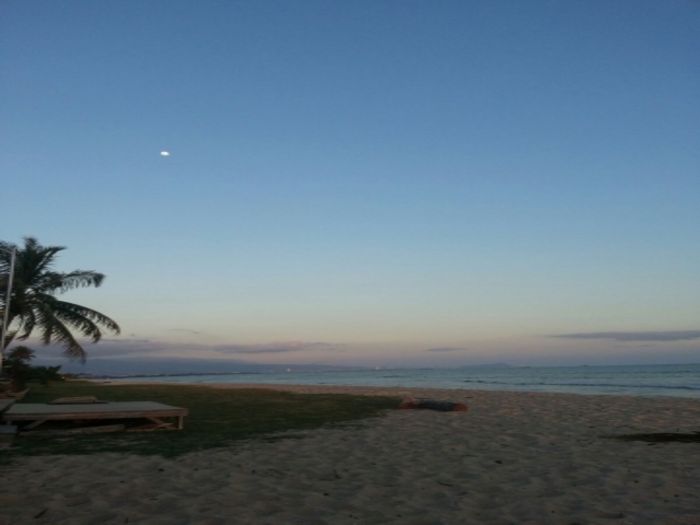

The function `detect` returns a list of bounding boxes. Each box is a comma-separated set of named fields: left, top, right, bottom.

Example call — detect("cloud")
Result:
left=25, top=335, right=220, bottom=359
left=31, top=338, right=163, bottom=358
left=101, top=338, right=152, bottom=344
left=22, top=337, right=346, bottom=361
left=552, top=330, right=700, bottom=342
left=424, top=347, right=466, bottom=353
left=168, top=328, right=203, bottom=335
left=215, top=346, right=303, bottom=355
left=213, top=341, right=345, bottom=355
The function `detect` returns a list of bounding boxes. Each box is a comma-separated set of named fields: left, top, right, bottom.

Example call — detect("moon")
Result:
left=160, top=151, right=171, bottom=157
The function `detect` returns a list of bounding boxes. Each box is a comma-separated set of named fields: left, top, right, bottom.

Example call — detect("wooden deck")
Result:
left=3, top=401, right=188, bottom=432
left=0, top=399, right=16, bottom=414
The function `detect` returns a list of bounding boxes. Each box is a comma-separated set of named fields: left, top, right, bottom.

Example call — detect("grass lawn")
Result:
left=3, top=381, right=399, bottom=459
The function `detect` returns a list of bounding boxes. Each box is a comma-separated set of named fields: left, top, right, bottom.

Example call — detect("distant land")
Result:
left=458, top=363, right=511, bottom=369
left=33, top=355, right=517, bottom=378
left=34, top=356, right=358, bottom=378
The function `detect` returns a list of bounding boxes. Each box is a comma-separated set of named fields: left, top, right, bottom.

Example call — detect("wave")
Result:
left=462, top=379, right=700, bottom=391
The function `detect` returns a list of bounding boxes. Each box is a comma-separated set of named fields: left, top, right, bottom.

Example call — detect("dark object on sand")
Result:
left=399, top=397, right=468, bottom=412
left=609, top=432, right=700, bottom=443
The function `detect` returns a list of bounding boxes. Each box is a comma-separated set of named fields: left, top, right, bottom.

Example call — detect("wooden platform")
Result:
left=2, top=401, right=188, bottom=432
left=0, top=399, right=16, bottom=414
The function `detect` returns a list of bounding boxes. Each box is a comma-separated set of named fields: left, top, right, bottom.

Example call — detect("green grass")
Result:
left=3, top=381, right=399, bottom=459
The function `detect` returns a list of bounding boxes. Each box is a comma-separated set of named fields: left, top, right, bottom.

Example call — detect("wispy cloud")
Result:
left=213, top=341, right=345, bottom=355
left=31, top=337, right=159, bottom=358
left=101, top=338, right=152, bottom=344
left=27, top=338, right=345, bottom=359
left=33, top=337, right=346, bottom=360
left=552, top=330, right=700, bottom=342
left=424, top=347, right=465, bottom=353
left=215, top=346, right=303, bottom=355
left=168, top=328, right=203, bottom=335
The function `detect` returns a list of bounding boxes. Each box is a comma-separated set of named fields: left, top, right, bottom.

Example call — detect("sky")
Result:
left=1, top=1, right=699, bottom=369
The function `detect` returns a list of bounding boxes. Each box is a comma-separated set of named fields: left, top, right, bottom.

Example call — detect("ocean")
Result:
left=118, top=363, right=700, bottom=398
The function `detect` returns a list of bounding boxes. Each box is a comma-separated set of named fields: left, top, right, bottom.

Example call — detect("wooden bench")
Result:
left=3, top=401, right=188, bottom=433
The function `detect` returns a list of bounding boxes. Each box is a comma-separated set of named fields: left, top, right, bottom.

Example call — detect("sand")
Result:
left=2, top=385, right=700, bottom=525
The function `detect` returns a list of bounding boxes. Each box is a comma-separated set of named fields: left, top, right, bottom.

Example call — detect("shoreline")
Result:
left=101, top=378, right=700, bottom=403
left=3, top=383, right=700, bottom=524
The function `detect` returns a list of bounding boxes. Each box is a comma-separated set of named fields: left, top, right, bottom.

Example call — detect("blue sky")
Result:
left=2, top=1, right=699, bottom=367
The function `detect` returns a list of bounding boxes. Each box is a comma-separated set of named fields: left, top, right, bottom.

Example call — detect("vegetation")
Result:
left=4, top=382, right=399, bottom=459
left=1, top=346, right=63, bottom=391
left=0, top=237, right=120, bottom=362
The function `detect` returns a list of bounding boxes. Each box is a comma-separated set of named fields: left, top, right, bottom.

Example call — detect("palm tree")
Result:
left=0, top=237, right=120, bottom=363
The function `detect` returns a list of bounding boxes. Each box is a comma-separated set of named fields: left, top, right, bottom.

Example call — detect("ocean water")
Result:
left=119, top=363, right=700, bottom=398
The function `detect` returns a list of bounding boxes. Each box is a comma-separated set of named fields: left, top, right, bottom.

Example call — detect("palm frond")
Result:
left=35, top=301, right=86, bottom=361
left=2, top=329, right=17, bottom=349
left=54, top=305, right=104, bottom=343
left=14, top=306, right=36, bottom=340
left=52, top=323, right=86, bottom=362
left=1, top=237, right=118, bottom=362
left=53, top=300, right=121, bottom=336
left=59, top=270, right=105, bottom=291
left=17, top=239, right=63, bottom=287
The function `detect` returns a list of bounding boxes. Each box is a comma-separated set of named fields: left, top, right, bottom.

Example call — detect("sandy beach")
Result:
left=2, top=385, right=700, bottom=525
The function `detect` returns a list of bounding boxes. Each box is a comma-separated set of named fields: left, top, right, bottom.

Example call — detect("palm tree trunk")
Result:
left=1, top=246, right=17, bottom=372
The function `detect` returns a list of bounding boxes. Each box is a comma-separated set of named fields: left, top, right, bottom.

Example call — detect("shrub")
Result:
left=2, top=346, right=63, bottom=391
